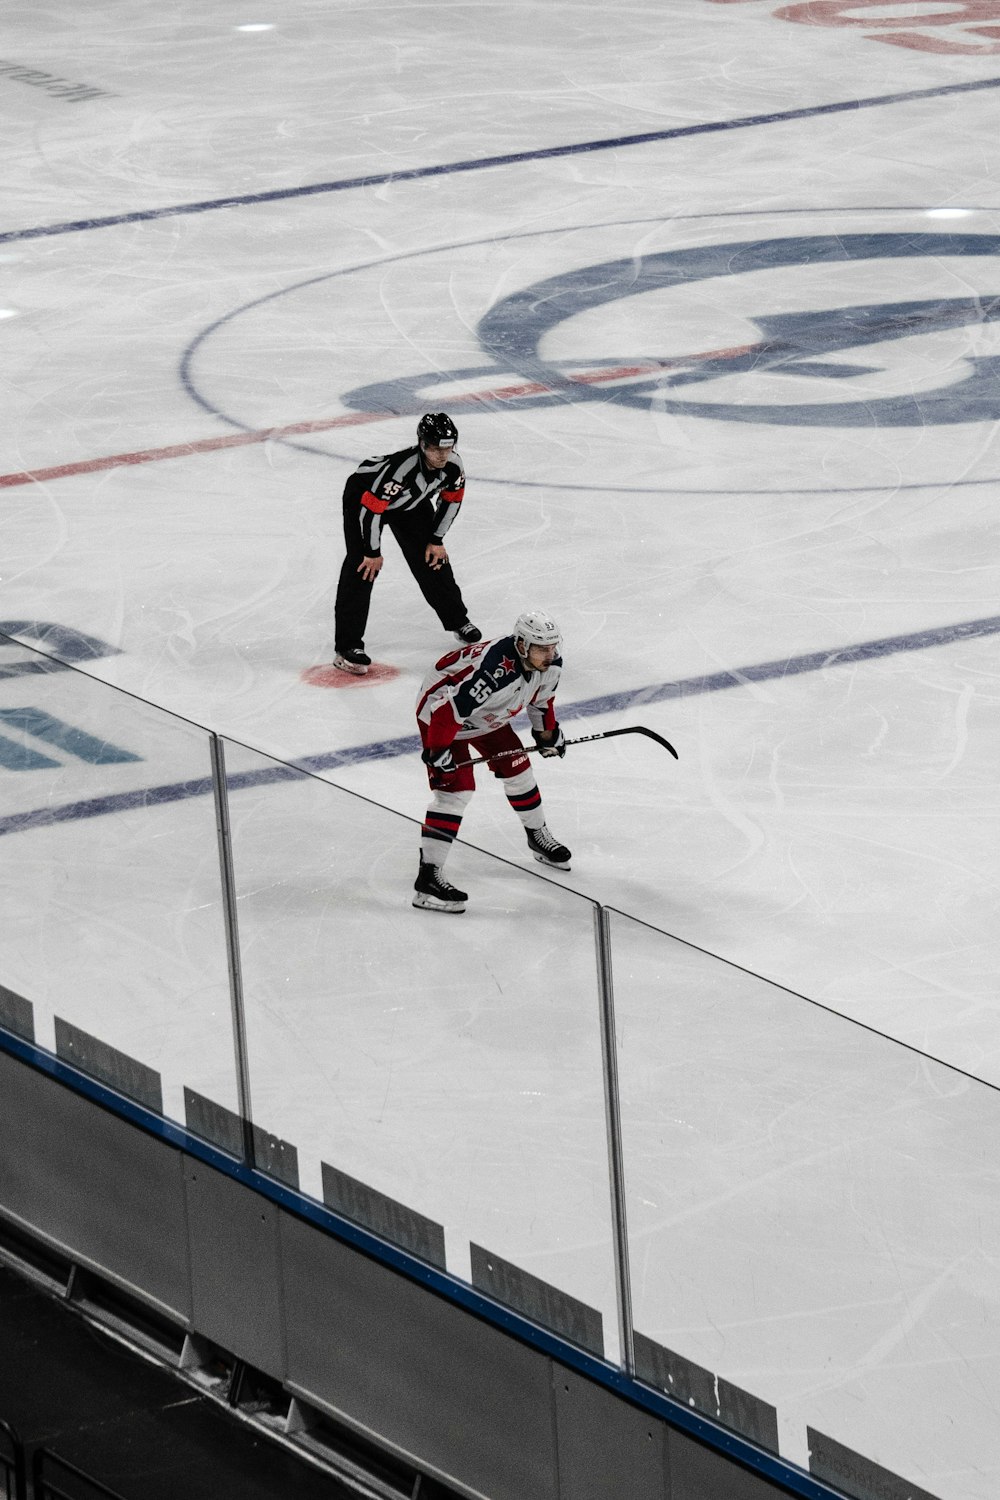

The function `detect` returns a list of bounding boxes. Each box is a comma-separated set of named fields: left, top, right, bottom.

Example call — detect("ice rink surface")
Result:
left=2, top=3, right=1000, bottom=1496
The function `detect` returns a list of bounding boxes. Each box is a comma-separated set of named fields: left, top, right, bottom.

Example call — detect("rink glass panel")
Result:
left=0, top=644, right=238, bottom=1128
left=220, top=737, right=622, bottom=1362
left=606, top=907, right=1000, bottom=1500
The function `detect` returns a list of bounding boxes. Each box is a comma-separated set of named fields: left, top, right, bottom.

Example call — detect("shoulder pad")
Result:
left=479, top=647, right=519, bottom=683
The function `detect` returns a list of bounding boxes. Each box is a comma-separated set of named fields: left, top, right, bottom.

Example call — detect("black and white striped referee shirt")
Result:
left=344, top=444, right=466, bottom=557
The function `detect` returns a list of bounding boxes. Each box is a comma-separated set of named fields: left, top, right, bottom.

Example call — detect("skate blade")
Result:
left=333, top=657, right=369, bottom=676
left=412, top=892, right=466, bottom=913
left=532, top=853, right=571, bottom=871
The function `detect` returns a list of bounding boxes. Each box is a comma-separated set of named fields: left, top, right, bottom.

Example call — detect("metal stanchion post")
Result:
left=209, top=732, right=256, bottom=1170
left=594, top=903, right=635, bottom=1375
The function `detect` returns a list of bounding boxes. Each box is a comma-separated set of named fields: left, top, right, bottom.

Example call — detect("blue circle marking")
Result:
left=476, top=233, right=1000, bottom=428
left=339, top=233, right=1000, bottom=427
left=182, top=219, right=1000, bottom=490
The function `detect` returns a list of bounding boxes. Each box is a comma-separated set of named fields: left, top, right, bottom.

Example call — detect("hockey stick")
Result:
left=465, top=724, right=678, bottom=767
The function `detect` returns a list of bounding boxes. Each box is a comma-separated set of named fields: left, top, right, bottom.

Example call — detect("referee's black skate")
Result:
left=526, top=825, right=572, bottom=870
left=333, top=647, right=371, bottom=675
left=413, top=860, right=468, bottom=913
left=452, top=621, right=482, bottom=644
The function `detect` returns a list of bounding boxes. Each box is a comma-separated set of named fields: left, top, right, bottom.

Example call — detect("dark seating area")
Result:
left=0, top=1262, right=356, bottom=1500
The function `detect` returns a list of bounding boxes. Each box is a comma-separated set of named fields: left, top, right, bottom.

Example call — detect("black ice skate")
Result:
left=452, top=622, right=482, bottom=644
left=526, top=825, right=572, bottom=870
left=333, top=647, right=371, bottom=675
left=412, top=860, right=468, bottom=913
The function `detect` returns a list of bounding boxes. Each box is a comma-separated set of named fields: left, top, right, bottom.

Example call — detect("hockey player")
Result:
left=333, top=412, right=481, bottom=675
left=413, top=608, right=572, bottom=913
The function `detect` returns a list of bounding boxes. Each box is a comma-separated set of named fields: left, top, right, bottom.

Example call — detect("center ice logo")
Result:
left=343, top=232, right=1000, bottom=428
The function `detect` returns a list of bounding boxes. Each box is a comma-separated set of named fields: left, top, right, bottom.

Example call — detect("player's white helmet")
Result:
left=513, top=608, right=561, bottom=656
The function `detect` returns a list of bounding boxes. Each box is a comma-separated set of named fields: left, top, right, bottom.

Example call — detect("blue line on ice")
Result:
left=1, top=612, right=997, bottom=838
left=2, top=76, right=998, bottom=245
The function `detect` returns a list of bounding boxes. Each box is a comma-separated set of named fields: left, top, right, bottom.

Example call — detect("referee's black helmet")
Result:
left=417, top=412, right=458, bottom=448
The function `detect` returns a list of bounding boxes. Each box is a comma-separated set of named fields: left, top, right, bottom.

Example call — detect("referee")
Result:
left=333, top=413, right=481, bottom=674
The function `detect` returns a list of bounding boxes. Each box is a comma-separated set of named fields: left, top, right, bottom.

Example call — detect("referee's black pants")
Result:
left=334, top=496, right=470, bottom=654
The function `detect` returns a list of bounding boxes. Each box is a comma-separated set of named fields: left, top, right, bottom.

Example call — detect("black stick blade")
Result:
left=633, top=726, right=679, bottom=759
left=601, top=725, right=679, bottom=759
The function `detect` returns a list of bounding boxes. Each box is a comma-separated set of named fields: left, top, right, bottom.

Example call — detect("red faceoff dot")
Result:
left=301, top=662, right=401, bottom=688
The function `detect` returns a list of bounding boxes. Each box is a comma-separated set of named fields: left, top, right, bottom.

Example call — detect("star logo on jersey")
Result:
left=493, top=655, right=515, bottom=679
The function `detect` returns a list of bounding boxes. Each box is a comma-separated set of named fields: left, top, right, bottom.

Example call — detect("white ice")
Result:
left=2, top=3, right=1000, bottom=1496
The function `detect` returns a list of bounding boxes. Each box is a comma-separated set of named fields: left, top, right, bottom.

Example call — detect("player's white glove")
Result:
left=532, top=724, right=566, bottom=758
left=422, top=745, right=457, bottom=774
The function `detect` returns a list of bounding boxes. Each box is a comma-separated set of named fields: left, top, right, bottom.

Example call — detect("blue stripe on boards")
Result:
left=0, top=613, right=996, bottom=839
left=2, top=76, right=999, bottom=245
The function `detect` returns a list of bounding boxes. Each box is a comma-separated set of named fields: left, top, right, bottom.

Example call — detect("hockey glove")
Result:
left=532, top=724, right=566, bottom=758
left=422, top=745, right=457, bottom=775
